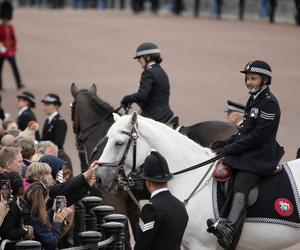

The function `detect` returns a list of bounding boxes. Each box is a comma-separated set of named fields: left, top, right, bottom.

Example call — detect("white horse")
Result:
left=97, top=112, right=300, bottom=250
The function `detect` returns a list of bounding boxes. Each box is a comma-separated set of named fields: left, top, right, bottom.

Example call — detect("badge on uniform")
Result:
left=139, top=218, right=155, bottom=232
left=48, top=125, right=54, bottom=132
left=260, top=110, right=275, bottom=120
left=250, top=108, right=259, bottom=118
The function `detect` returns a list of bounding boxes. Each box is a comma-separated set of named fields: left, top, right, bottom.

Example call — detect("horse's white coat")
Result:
left=98, top=114, right=300, bottom=250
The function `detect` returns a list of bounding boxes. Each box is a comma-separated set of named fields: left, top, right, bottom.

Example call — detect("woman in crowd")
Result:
left=23, top=182, right=71, bottom=250
left=25, top=160, right=98, bottom=207
left=0, top=171, right=34, bottom=250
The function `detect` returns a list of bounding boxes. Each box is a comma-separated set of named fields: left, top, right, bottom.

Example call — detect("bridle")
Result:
left=99, top=122, right=224, bottom=208
left=99, top=124, right=143, bottom=208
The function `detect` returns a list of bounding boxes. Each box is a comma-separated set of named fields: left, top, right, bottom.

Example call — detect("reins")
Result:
left=172, top=153, right=224, bottom=175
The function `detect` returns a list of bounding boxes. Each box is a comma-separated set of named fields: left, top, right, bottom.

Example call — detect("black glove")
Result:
left=210, top=141, right=224, bottom=150
left=121, top=95, right=133, bottom=107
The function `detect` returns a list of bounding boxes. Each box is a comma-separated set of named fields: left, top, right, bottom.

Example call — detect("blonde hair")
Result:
left=26, top=162, right=52, bottom=182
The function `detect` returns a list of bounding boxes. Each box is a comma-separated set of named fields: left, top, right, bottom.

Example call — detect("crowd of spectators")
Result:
left=12, top=0, right=300, bottom=25
left=0, top=91, right=100, bottom=250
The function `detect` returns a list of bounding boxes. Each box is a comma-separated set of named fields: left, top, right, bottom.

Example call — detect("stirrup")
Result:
left=207, top=219, right=234, bottom=249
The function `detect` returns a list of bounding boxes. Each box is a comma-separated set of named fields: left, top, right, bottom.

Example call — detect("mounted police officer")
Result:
left=207, top=60, right=285, bottom=249
left=41, top=93, right=67, bottom=150
left=134, top=150, right=188, bottom=250
left=121, top=42, right=175, bottom=124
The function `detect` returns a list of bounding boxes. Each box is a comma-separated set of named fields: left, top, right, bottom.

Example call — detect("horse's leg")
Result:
left=125, top=197, right=140, bottom=241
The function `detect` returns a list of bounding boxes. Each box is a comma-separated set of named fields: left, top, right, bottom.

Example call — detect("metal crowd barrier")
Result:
left=6, top=195, right=127, bottom=250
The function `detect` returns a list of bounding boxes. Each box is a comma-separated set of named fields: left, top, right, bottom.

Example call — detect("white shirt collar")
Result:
left=151, top=188, right=168, bottom=198
left=253, top=86, right=267, bottom=99
left=48, top=111, right=58, bottom=123
left=18, top=107, right=28, bottom=116
left=146, top=62, right=156, bottom=69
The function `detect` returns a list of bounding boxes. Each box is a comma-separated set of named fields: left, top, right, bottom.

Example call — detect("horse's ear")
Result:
left=113, top=113, right=121, bottom=122
left=89, top=84, right=97, bottom=94
left=71, top=83, right=78, bottom=97
left=131, top=111, right=138, bottom=126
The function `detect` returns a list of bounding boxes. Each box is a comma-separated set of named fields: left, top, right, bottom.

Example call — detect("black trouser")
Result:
left=233, top=170, right=261, bottom=197
left=269, top=0, right=277, bottom=23
left=295, top=0, right=300, bottom=25
left=0, top=57, right=22, bottom=89
left=239, top=0, right=245, bottom=20
left=215, top=0, right=222, bottom=18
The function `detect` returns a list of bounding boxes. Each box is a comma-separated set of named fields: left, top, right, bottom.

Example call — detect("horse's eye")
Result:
left=116, top=141, right=124, bottom=146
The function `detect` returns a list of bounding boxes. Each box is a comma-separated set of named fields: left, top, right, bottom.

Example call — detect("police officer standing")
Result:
left=16, top=91, right=40, bottom=140
left=207, top=60, right=284, bottom=249
left=134, top=151, right=188, bottom=250
left=121, top=42, right=174, bottom=124
left=41, top=93, right=67, bottom=150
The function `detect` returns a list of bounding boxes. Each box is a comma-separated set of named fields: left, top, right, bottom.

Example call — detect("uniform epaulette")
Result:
left=265, top=93, right=272, bottom=100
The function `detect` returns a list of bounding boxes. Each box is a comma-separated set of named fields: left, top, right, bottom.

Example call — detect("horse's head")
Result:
left=97, top=112, right=151, bottom=192
left=70, top=83, right=115, bottom=136
left=71, top=83, right=97, bottom=135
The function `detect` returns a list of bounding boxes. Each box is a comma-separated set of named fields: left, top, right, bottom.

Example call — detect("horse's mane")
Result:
left=78, top=89, right=115, bottom=114
left=112, top=114, right=212, bottom=156
left=90, top=94, right=115, bottom=113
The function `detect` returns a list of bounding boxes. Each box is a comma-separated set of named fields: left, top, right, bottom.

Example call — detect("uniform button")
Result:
left=238, top=133, right=241, bottom=135
left=243, top=118, right=246, bottom=120
left=240, top=125, right=243, bottom=127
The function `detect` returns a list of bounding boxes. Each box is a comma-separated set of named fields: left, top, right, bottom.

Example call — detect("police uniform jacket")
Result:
left=17, top=108, right=37, bottom=131
left=128, top=63, right=174, bottom=123
left=17, top=108, right=40, bottom=140
left=222, top=87, right=284, bottom=176
left=42, top=113, right=67, bottom=150
left=134, top=190, right=188, bottom=250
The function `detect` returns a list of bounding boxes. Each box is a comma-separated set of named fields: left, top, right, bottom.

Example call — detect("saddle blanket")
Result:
left=212, top=163, right=300, bottom=227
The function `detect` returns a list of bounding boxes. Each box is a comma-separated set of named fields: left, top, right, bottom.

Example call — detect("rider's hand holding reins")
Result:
left=83, top=161, right=100, bottom=187
left=121, top=95, right=133, bottom=108
left=210, top=141, right=225, bottom=154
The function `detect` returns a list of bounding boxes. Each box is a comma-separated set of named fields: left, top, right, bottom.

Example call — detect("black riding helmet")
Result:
left=133, top=42, right=161, bottom=62
left=240, top=60, right=272, bottom=85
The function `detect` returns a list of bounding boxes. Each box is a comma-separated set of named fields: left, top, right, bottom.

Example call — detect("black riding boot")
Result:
left=207, top=192, right=246, bottom=249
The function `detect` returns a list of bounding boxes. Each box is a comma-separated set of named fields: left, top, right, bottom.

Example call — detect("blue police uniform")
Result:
left=222, top=87, right=284, bottom=176
left=42, top=113, right=67, bottom=150
left=135, top=151, right=188, bottom=250
left=122, top=63, right=174, bottom=123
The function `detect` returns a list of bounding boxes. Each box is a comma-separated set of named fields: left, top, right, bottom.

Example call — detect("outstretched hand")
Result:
left=83, top=160, right=100, bottom=187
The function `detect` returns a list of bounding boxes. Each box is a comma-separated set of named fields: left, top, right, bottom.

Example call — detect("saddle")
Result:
left=212, top=160, right=283, bottom=207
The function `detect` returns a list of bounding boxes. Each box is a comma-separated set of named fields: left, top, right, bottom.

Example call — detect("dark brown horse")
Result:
left=71, top=83, right=139, bottom=250
left=70, top=83, right=238, bottom=248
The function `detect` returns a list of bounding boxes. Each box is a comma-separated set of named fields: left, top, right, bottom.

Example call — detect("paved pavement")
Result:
left=1, top=8, right=300, bottom=249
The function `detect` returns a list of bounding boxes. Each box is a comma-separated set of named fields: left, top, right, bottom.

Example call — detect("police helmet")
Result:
left=133, top=42, right=161, bottom=59
left=141, top=151, right=173, bottom=183
left=240, top=60, right=272, bottom=85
